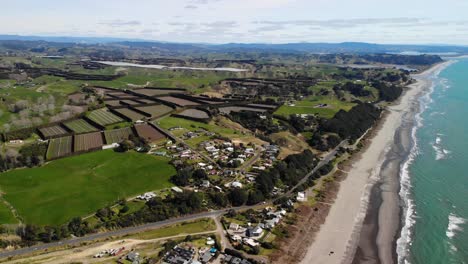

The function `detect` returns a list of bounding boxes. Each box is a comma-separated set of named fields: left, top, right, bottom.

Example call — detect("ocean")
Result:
left=398, top=58, right=468, bottom=263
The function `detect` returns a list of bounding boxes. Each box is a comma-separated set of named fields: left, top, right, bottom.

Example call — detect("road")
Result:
left=238, top=147, right=264, bottom=172
left=0, top=142, right=345, bottom=260
left=284, top=140, right=347, bottom=197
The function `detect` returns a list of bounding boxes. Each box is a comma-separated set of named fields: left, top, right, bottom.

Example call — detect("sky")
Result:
left=2, top=0, right=468, bottom=45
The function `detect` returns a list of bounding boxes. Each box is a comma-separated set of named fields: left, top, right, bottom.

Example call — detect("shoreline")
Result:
left=299, top=61, right=452, bottom=264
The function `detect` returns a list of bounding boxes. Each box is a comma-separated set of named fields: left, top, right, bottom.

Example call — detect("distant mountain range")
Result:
left=1, top=34, right=468, bottom=54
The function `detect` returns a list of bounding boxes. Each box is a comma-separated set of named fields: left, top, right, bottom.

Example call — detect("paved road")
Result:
left=0, top=142, right=345, bottom=260
left=284, top=140, right=347, bottom=197
left=0, top=205, right=259, bottom=260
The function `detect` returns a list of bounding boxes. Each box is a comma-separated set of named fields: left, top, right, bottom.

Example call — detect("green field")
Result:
left=0, top=201, right=17, bottom=225
left=275, top=96, right=357, bottom=119
left=0, top=150, right=176, bottom=225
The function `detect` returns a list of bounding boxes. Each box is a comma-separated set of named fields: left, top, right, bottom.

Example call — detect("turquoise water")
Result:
left=401, top=59, right=468, bottom=263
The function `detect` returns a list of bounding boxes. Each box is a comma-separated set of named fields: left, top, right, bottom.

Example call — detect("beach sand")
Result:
left=299, top=62, right=451, bottom=264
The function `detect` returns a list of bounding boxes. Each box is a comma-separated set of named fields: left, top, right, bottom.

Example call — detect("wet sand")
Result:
left=299, top=62, right=451, bottom=264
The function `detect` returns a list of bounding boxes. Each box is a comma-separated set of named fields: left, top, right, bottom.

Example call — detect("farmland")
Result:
left=113, top=108, right=146, bottom=121
left=104, top=100, right=122, bottom=107
left=218, top=106, right=267, bottom=114
left=177, top=109, right=210, bottom=120
left=104, top=127, right=135, bottom=144
left=158, top=96, right=200, bottom=106
left=38, top=125, right=68, bottom=138
left=136, top=104, right=173, bottom=118
left=63, top=119, right=99, bottom=134
left=0, top=150, right=175, bottom=225
left=133, top=88, right=185, bottom=97
left=74, top=132, right=104, bottom=152
left=120, top=99, right=141, bottom=106
left=46, top=136, right=72, bottom=159
left=134, top=124, right=166, bottom=142
left=87, top=108, right=124, bottom=126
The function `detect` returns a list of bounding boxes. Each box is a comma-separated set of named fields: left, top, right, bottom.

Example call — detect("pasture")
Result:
left=274, top=96, right=357, bottom=119
left=0, top=201, right=17, bottom=225
left=0, top=150, right=175, bottom=225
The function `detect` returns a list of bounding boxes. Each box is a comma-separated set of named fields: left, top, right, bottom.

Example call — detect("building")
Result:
left=172, top=187, right=184, bottom=193
left=230, top=182, right=243, bottom=188
left=127, top=251, right=140, bottom=262
left=200, top=251, right=213, bottom=263
left=297, top=192, right=307, bottom=202
left=163, top=246, right=194, bottom=264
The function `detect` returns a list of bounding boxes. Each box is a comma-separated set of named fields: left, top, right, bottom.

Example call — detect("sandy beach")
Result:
left=299, top=62, right=451, bottom=264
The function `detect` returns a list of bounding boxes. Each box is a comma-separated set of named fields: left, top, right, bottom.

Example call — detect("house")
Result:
left=229, top=223, right=240, bottom=231
left=206, top=237, right=215, bottom=245
left=200, top=251, right=213, bottom=263
left=297, top=192, right=307, bottom=202
left=247, top=226, right=264, bottom=237
left=154, top=151, right=167, bottom=156
left=172, top=187, right=183, bottom=193
left=264, top=218, right=280, bottom=229
left=163, top=246, right=194, bottom=264
left=127, top=251, right=140, bottom=262
left=206, top=146, right=218, bottom=152
left=245, top=148, right=254, bottom=154
left=243, top=238, right=259, bottom=247
left=231, top=234, right=242, bottom=242
left=201, top=180, right=210, bottom=188
left=231, top=182, right=243, bottom=188
left=137, top=192, right=156, bottom=201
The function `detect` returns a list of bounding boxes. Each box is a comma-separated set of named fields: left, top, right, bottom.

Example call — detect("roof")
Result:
left=200, top=251, right=212, bottom=263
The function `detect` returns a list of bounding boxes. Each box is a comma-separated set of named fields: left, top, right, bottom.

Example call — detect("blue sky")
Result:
left=2, top=0, right=468, bottom=44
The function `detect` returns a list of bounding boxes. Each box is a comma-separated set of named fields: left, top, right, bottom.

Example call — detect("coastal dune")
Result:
left=299, top=62, right=450, bottom=264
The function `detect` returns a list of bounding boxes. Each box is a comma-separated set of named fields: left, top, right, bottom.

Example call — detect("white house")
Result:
left=297, top=192, right=307, bottom=202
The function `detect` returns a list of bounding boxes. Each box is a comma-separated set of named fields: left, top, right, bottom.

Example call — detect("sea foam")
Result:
left=432, top=135, right=451, bottom=160
left=396, top=67, right=444, bottom=264
left=446, top=213, right=466, bottom=239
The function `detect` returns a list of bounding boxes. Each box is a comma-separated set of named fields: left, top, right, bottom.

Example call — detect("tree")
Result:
left=116, top=140, right=134, bottom=152
left=228, top=188, right=248, bottom=206
left=171, top=167, right=192, bottom=186
left=193, top=169, right=208, bottom=181
left=247, top=189, right=265, bottom=205
left=210, top=192, right=228, bottom=207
